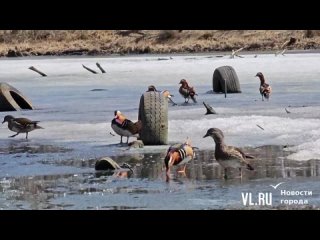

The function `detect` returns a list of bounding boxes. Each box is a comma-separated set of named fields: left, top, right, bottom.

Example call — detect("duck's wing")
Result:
left=165, top=143, right=193, bottom=165
left=125, top=120, right=142, bottom=135
left=179, top=87, right=189, bottom=98
left=13, top=118, right=39, bottom=126
left=114, top=118, right=142, bottom=135
left=224, top=145, right=245, bottom=160
left=177, top=144, right=194, bottom=165
left=225, top=146, right=252, bottom=163
left=226, top=146, right=254, bottom=170
left=188, top=87, right=197, bottom=103
left=234, top=147, right=255, bottom=159
left=260, top=83, right=271, bottom=94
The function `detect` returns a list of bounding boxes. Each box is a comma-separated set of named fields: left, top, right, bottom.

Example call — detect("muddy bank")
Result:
left=1, top=30, right=320, bottom=57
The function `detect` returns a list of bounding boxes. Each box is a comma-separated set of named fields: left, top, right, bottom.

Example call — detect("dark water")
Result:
left=0, top=145, right=319, bottom=210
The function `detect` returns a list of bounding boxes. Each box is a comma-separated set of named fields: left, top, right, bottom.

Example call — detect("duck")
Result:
left=111, top=110, right=142, bottom=144
left=179, top=79, right=197, bottom=103
left=146, top=85, right=177, bottom=106
left=161, top=90, right=177, bottom=106
left=164, top=139, right=196, bottom=181
left=147, top=85, right=158, bottom=92
left=203, top=128, right=254, bottom=179
left=2, top=115, right=43, bottom=139
left=255, top=72, right=272, bottom=101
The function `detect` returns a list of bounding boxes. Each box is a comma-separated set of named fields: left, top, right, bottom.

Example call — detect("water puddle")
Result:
left=0, top=145, right=319, bottom=209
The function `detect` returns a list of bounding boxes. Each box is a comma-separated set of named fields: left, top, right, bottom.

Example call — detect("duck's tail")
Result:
left=189, top=87, right=197, bottom=103
left=133, top=120, right=142, bottom=134
left=34, top=124, right=44, bottom=129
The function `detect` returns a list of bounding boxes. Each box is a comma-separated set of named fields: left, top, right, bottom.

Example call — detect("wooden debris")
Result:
left=96, top=62, right=106, bottom=73
left=203, top=101, right=217, bottom=115
left=230, top=47, right=246, bottom=58
left=29, top=66, right=47, bottom=77
left=256, top=124, right=264, bottom=130
left=82, top=64, right=98, bottom=74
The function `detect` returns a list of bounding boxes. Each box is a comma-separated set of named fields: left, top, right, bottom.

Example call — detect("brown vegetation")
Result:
left=0, top=30, right=319, bottom=57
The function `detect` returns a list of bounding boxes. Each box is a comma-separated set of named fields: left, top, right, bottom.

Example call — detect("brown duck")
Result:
left=111, top=110, right=142, bottom=144
left=203, top=128, right=254, bottom=179
left=2, top=115, right=43, bottom=139
left=179, top=79, right=197, bottom=103
left=255, top=72, right=272, bottom=101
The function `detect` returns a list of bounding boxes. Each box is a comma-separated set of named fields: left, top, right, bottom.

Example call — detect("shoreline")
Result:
left=1, top=30, right=320, bottom=58
left=1, top=49, right=320, bottom=60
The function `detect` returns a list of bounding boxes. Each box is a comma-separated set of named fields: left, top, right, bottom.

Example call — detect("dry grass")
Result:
left=0, top=30, right=320, bottom=57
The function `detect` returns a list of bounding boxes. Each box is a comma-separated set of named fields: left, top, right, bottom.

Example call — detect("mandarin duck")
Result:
left=111, top=110, right=142, bottom=144
left=255, top=72, right=272, bottom=101
left=179, top=79, right=197, bottom=103
left=164, top=139, right=196, bottom=181
left=147, top=85, right=177, bottom=106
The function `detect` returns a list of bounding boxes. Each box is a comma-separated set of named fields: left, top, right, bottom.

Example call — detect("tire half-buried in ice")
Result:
left=138, top=91, right=168, bottom=145
left=212, top=66, right=241, bottom=93
left=0, top=82, right=33, bottom=111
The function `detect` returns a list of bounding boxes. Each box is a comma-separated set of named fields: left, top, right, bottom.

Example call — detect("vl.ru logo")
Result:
left=241, top=182, right=284, bottom=206
left=241, top=192, right=272, bottom=206
left=241, top=182, right=313, bottom=207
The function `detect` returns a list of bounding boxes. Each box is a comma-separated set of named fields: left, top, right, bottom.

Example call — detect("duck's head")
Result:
left=162, top=90, right=174, bottom=99
left=114, top=110, right=121, bottom=118
left=2, top=115, right=14, bottom=124
left=147, top=85, right=159, bottom=92
left=203, top=128, right=225, bottom=143
left=255, top=72, right=263, bottom=78
left=179, top=79, right=187, bottom=85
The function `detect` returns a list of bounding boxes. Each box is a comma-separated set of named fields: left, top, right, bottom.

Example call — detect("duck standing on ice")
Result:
left=255, top=72, right=272, bottom=101
left=179, top=79, right=197, bottom=103
left=111, top=110, right=142, bottom=144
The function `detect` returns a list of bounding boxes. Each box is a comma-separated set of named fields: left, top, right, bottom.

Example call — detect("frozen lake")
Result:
left=0, top=53, right=319, bottom=209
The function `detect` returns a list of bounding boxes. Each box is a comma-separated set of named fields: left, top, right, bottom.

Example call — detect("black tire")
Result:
left=138, top=91, right=168, bottom=145
left=95, top=157, right=121, bottom=171
left=212, top=66, right=241, bottom=93
left=0, top=82, right=33, bottom=111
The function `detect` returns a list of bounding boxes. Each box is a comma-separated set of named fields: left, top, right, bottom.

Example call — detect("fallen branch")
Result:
left=82, top=64, right=98, bottom=74
left=29, top=66, right=47, bottom=77
left=275, top=48, right=286, bottom=56
left=256, top=124, right=264, bottom=130
left=96, top=62, right=106, bottom=73
left=230, top=46, right=246, bottom=58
